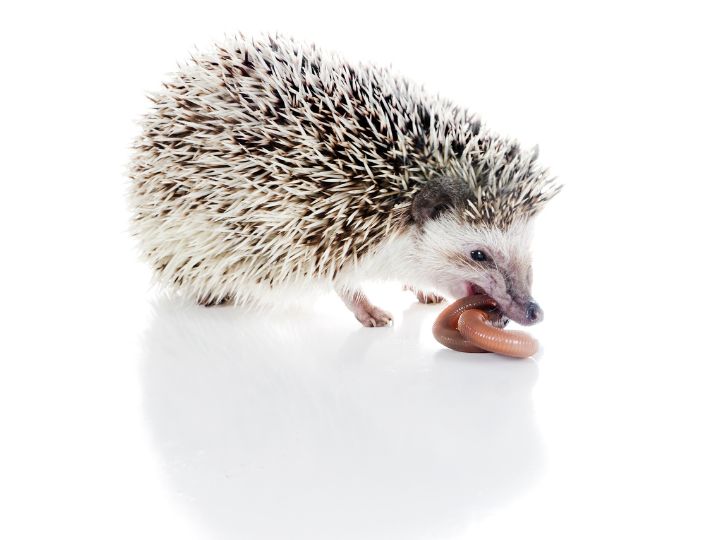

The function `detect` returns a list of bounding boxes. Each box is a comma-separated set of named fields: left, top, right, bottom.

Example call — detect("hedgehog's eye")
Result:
left=470, top=250, right=487, bottom=262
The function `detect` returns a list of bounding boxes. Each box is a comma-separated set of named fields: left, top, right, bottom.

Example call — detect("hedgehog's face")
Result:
left=410, top=177, right=543, bottom=326
left=418, top=215, right=542, bottom=326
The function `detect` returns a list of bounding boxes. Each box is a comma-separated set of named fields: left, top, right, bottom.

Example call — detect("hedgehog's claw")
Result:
left=338, top=287, right=393, bottom=327
left=403, top=284, right=445, bottom=305
left=356, top=305, right=394, bottom=327
left=415, top=291, right=445, bottom=304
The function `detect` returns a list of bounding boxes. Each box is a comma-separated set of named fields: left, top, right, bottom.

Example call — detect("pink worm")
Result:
left=432, top=294, right=539, bottom=358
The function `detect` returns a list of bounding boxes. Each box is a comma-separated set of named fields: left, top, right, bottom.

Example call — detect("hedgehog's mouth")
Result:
left=465, top=282, right=510, bottom=329
left=465, top=282, right=494, bottom=302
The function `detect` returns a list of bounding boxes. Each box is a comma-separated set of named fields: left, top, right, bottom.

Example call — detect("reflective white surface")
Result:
left=142, top=299, right=543, bottom=540
left=1, top=1, right=719, bottom=538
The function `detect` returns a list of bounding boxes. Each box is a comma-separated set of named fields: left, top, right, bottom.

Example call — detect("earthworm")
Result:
left=433, top=294, right=539, bottom=358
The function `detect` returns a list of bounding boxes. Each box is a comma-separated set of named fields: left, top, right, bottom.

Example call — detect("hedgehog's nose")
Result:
left=526, top=301, right=543, bottom=324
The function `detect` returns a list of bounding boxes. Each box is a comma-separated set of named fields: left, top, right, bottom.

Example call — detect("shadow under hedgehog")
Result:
left=128, top=34, right=561, bottom=327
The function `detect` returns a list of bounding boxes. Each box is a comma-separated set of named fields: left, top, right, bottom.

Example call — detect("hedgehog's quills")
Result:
left=128, top=34, right=561, bottom=327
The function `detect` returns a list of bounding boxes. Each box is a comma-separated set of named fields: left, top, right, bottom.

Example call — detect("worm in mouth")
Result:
left=433, top=294, right=539, bottom=358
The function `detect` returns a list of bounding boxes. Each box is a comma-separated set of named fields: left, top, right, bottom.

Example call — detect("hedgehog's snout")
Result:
left=525, top=301, right=543, bottom=325
left=501, top=297, right=544, bottom=326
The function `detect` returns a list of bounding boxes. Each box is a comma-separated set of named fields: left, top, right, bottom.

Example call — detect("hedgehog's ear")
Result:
left=411, top=177, right=473, bottom=224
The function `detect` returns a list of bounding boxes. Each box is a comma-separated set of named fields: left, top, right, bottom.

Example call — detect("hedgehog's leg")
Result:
left=197, top=293, right=236, bottom=307
left=402, top=284, right=445, bottom=304
left=336, top=286, right=393, bottom=327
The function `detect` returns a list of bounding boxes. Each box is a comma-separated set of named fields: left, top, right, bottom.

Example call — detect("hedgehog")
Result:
left=129, top=34, right=561, bottom=327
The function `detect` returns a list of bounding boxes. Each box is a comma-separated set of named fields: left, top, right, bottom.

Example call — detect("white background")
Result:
left=1, top=1, right=719, bottom=538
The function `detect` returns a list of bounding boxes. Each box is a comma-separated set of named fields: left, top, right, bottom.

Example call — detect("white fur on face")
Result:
left=410, top=214, right=536, bottom=320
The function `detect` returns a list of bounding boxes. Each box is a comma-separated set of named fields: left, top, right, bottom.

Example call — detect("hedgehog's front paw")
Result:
left=355, top=304, right=393, bottom=327
left=337, top=287, right=394, bottom=327
left=403, top=285, right=445, bottom=304
left=415, top=291, right=445, bottom=304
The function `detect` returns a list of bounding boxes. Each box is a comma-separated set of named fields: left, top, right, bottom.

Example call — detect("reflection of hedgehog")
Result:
left=129, top=34, right=561, bottom=327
